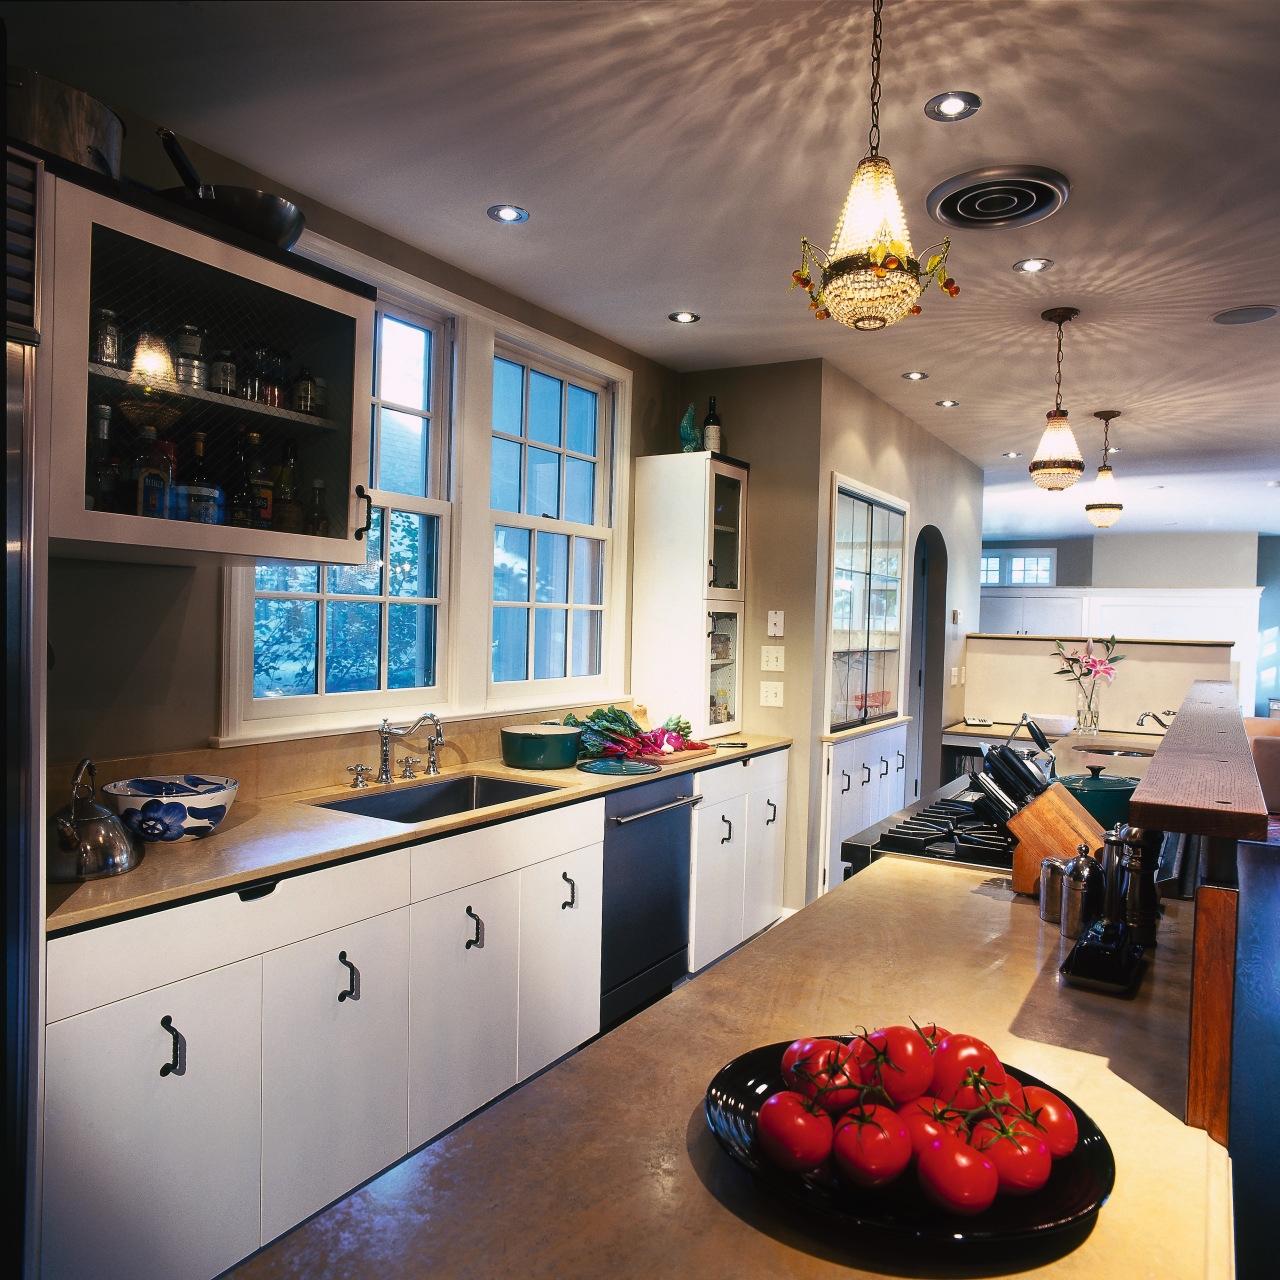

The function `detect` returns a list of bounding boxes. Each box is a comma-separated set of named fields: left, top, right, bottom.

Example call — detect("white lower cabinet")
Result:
left=517, top=843, right=604, bottom=1081
left=41, top=958, right=263, bottom=1280
left=825, top=722, right=910, bottom=892
left=743, top=785, right=786, bottom=938
left=691, top=792, right=748, bottom=970
left=408, top=873, right=520, bottom=1149
left=260, top=908, right=409, bottom=1243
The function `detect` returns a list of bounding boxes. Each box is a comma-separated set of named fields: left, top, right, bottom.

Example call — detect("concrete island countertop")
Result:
left=228, top=855, right=1231, bottom=1280
left=46, top=734, right=791, bottom=933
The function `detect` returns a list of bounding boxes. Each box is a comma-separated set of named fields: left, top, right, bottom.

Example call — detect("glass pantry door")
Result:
left=706, top=606, right=741, bottom=733
left=706, top=461, right=746, bottom=598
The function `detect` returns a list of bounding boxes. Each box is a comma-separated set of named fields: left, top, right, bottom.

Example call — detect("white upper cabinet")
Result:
left=44, top=174, right=375, bottom=563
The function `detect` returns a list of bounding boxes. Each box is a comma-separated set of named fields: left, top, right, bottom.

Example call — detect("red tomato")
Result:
left=931, top=1034, right=1007, bottom=1110
left=917, top=1131, right=999, bottom=1215
left=896, top=1095, right=963, bottom=1158
left=1022, top=1085, right=1079, bottom=1158
left=782, top=1038, right=862, bottom=1114
left=915, top=1023, right=951, bottom=1054
left=861, top=1026, right=935, bottom=1104
left=971, top=1119, right=1052, bottom=1194
left=756, top=1090, right=834, bottom=1172
left=832, top=1105, right=912, bottom=1187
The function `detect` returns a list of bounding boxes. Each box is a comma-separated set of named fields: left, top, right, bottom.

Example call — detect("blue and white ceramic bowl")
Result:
left=102, top=774, right=238, bottom=843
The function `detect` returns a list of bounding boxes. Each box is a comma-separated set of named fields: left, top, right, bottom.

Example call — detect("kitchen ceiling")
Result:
left=7, top=0, right=1280, bottom=537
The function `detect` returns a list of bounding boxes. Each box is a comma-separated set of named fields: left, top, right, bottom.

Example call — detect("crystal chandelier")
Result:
left=1029, top=307, right=1086, bottom=490
left=790, top=0, right=957, bottom=330
left=1085, top=410, right=1124, bottom=528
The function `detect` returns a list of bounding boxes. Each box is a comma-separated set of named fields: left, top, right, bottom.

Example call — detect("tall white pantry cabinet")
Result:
left=631, top=452, right=748, bottom=740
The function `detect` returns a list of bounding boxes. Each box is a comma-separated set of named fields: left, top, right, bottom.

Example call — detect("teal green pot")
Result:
left=500, top=724, right=581, bottom=769
left=1060, top=766, right=1138, bottom=830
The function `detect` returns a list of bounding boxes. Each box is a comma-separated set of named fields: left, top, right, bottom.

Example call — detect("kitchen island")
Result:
left=229, top=854, right=1230, bottom=1280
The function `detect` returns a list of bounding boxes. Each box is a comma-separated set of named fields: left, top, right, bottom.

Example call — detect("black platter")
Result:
left=704, top=1037, right=1115, bottom=1246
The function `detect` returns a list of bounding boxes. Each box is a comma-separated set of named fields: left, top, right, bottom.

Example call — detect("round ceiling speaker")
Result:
left=1211, top=305, right=1278, bottom=325
left=926, top=165, right=1071, bottom=229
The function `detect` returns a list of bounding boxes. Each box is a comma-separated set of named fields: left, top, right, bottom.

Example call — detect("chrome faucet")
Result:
left=1136, top=710, right=1176, bottom=729
left=377, top=713, right=445, bottom=783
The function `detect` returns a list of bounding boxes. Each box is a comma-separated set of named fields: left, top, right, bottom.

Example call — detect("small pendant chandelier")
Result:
left=790, top=0, right=957, bottom=330
left=1029, top=307, right=1086, bottom=490
left=1085, top=410, right=1124, bottom=528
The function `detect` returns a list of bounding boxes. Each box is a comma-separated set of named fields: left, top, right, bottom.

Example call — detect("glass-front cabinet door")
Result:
left=830, top=488, right=906, bottom=731
left=46, top=176, right=375, bottom=564
left=706, top=459, right=747, bottom=599
left=706, top=606, right=741, bottom=735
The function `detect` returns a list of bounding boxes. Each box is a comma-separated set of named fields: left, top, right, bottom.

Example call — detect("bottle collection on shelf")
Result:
left=86, top=402, right=330, bottom=536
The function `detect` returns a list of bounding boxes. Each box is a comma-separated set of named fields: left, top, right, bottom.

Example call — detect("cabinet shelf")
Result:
left=713, top=523, right=737, bottom=533
left=710, top=658, right=736, bottom=669
left=89, top=363, right=339, bottom=431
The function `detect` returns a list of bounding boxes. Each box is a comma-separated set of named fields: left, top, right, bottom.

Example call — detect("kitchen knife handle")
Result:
left=561, top=871, right=576, bottom=909
left=337, top=950, right=358, bottom=1002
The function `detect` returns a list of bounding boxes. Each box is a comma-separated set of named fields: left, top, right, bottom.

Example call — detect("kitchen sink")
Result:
left=318, top=774, right=559, bottom=823
left=1069, top=745, right=1156, bottom=758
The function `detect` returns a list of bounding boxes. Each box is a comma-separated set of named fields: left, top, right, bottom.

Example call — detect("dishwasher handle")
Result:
left=612, top=795, right=699, bottom=825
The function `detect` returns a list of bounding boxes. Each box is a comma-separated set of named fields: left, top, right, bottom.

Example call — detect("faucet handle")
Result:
left=347, top=764, right=373, bottom=789
left=397, top=756, right=421, bottom=780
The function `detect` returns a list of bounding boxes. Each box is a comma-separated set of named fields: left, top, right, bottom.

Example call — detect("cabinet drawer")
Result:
left=46, top=849, right=410, bottom=1023
left=409, top=799, right=604, bottom=902
left=694, top=748, right=788, bottom=807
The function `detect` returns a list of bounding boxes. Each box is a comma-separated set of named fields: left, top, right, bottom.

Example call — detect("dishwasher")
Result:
left=601, top=775, right=698, bottom=1026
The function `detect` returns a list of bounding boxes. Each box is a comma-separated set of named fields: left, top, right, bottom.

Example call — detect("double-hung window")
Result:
left=489, top=350, right=610, bottom=689
left=979, top=548, right=1057, bottom=587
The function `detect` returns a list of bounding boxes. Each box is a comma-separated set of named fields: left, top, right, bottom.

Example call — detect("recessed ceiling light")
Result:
left=924, top=91, right=981, bottom=122
left=936, top=400, right=960, bottom=407
left=1012, top=258, right=1054, bottom=274
left=487, top=204, right=529, bottom=223
left=902, top=371, right=929, bottom=381
left=1211, top=305, right=1277, bottom=325
left=1002, top=451, right=1022, bottom=458
left=1267, top=480, right=1280, bottom=488
left=1164, top=522, right=1178, bottom=526
left=1149, top=485, right=1165, bottom=490
left=667, top=311, right=700, bottom=324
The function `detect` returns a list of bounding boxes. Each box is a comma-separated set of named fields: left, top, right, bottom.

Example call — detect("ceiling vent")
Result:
left=925, top=165, right=1070, bottom=230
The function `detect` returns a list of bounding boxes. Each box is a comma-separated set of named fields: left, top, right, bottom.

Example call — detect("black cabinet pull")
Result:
left=841, top=770, right=851, bottom=794
left=159, top=1015, right=184, bottom=1078
left=721, top=814, right=733, bottom=843
left=706, top=611, right=716, bottom=638
left=896, top=750, right=905, bottom=771
left=766, top=800, right=777, bottom=825
left=465, top=904, right=483, bottom=950
left=561, top=870, right=577, bottom=910
left=354, top=485, right=374, bottom=541
left=861, top=763, right=872, bottom=785
left=237, top=879, right=278, bottom=902
left=880, top=757, right=889, bottom=777
left=337, top=950, right=359, bottom=1002
left=708, top=559, right=717, bottom=587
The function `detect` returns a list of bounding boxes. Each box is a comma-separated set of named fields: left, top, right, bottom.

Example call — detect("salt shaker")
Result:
left=1061, top=843, right=1105, bottom=939
left=1039, top=858, right=1068, bottom=924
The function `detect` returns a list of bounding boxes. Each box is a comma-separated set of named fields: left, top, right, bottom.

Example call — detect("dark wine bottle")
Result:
left=86, top=403, right=119, bottom=512
left=229, top=428, right=254, bottom=528
left=702, top=396, right=722, bottom=453
left=307, top=478, right=330, bottom=537
left=247, top=431, right=274, bottom=530
left=272, top=438, right=305, bottom=533
left=179, top=431, right=225, bottom=524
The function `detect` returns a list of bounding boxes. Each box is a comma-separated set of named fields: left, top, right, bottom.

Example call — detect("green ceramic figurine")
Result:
left=678, top=403, right=702, bottom=452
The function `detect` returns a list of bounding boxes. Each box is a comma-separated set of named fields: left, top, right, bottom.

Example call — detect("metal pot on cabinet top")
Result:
left=48, top=759, right=143, bottom=883
left=500, top=724, right=581, bottom=770
left=1060, top=765, right=1137, bottom=831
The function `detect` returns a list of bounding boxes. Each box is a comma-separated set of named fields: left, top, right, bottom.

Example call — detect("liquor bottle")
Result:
left=247, top=431, right=274, bottom=530
left=272, top=439, right=305, bottom=533
left=85, top=403, right=119, bottom=511
left=178, top=431, right=225, bottom=524
left=307, top=478, right=330, bottom=537
left=702, top=397, right=722, bottom=453
left=131, top=425, right=173, bottom=519
left=229, top=428, right=254, bottom=528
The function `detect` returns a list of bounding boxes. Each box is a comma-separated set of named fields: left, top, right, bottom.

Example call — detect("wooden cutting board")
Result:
left=627, top=704, right=719, bottom=766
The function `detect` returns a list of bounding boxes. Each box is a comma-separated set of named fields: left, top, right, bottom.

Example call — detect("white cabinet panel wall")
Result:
left=743, top=786, right=786, bottom=938
left=260, top=908, right=410, bottom=1243
left=41, top=958, right=263, bottom=1280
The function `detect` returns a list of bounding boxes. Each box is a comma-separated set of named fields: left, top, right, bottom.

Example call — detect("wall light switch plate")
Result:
left=950, top=667, right=959, bottom=686
left=961, top=666, right=966, bottom=684
left=767, top=611, right=784, bottom=637
left=760, top=681, right=784, bottom=707
left=952, top=608, right=963, bottom=625
left=761, top=645, right=785, bottom=672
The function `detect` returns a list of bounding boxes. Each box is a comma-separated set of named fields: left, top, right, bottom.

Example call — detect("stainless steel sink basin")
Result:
left=1069, top=745, right=1156, bottom=758
left=318, top=774, right=559, bottom=823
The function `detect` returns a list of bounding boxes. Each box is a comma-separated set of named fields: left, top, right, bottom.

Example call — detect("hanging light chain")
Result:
left=1054, top=321, right=1065, bottom=411
left=868, top=0, right=883, bottom=157
left=1100, top=418, right=1111, bottom=465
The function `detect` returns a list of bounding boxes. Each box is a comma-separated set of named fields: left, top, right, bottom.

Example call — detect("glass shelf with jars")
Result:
left=46, top=175, right=375, bottom=564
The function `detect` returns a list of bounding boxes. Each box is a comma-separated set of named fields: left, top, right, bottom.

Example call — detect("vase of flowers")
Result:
left=1053, top=636, right=1124, bottom=736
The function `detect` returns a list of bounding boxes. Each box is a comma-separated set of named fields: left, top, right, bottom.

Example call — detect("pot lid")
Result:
left=1062, top=765, right=1139, bottom=791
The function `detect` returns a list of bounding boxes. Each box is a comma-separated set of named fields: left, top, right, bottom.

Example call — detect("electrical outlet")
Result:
left=760, top=681, right=784, bottom=707
left=950, top=667, right=959, bottom=686
left=761, top=645, right=785, bottom=671
left=767, top=611, right=784, bottom=637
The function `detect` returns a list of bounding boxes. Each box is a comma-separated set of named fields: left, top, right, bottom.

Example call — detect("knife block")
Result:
left=1007, top=783, right=1107, bottom=896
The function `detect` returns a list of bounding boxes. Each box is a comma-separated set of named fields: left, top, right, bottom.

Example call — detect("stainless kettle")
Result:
left=48, top=759, right=144, bottom=882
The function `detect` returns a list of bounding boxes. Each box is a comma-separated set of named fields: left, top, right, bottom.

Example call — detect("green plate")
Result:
left=576, top=757, right=661, bottom=775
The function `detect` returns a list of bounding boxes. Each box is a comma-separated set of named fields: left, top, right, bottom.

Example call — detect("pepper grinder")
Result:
left=1061, top=843, right=1105, bottom=940
left=1119, top=824, right=1162, bottom=948
left=1100, top=825, right=1126, bottom=921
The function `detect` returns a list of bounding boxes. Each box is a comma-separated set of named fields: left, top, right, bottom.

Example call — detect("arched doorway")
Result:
left=907, top=526, right=948, bottom=800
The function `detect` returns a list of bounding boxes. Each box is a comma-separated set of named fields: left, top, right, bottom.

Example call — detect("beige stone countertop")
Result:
left=229, top=855, right=1231, bottom=1280
left=46, top=734, right=791, bottom=933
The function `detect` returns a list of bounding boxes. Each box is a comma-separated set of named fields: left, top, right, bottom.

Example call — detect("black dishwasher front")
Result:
left=601, top=775, right=697, bottom=1026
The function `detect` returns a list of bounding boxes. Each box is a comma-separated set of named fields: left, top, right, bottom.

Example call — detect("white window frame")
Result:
left=217, top=231, right=631, bottom=745
left=980, top=547, right=1058, bottom=587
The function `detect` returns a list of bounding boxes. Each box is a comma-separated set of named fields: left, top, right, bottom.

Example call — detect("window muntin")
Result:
left=979, top=548, right=1058, bottom=587
left=980, top=555, right=1001, bottom=585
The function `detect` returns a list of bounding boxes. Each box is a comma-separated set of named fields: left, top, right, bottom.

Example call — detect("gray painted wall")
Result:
left=982, top=537, right=1094, bottom=587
